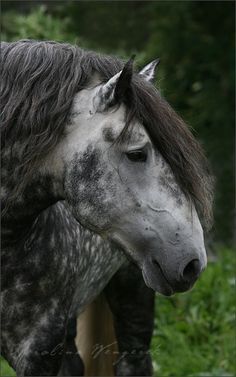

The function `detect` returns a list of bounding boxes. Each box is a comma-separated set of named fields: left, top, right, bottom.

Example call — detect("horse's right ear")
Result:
left=95, top=57, right=134, bottom=112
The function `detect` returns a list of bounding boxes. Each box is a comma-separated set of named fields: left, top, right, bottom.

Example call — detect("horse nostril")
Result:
left=182, top=259, right=201, bottom=283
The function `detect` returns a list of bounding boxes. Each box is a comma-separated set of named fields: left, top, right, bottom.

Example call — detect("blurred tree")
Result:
left=1, top=5, right=78, bottom=42
left=2, top=1, right=235, bottom=245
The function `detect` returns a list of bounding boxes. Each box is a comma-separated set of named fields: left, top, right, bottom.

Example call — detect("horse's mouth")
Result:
left=110, top=234, right=175, bottom=295
left=142, top=260, right=174, bottom=296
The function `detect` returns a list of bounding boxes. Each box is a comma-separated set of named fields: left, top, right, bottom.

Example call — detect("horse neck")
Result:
left=1, top=152, right=63, bottom=246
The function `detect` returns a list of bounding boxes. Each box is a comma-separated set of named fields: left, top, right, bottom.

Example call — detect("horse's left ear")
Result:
left=139, top=59, right=160, bottom=82
left=95, top=56, right=134, bottom=112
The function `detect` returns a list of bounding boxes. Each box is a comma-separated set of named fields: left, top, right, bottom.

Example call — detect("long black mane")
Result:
left=1, top=40, right=213, bottom=228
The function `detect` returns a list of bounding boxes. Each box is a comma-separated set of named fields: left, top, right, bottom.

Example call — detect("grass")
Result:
left=1, top=248, right=235, bottom=377
left=0, top=358, right=15, bottom=377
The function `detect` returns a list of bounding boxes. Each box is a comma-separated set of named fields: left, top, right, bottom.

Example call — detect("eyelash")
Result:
left=125, top=149, right=147, bottom=163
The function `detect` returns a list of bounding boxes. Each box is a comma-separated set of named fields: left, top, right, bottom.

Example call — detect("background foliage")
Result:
left=1, top=1, right=235, bottom=376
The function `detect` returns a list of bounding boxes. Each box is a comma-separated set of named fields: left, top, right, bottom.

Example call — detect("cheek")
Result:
left=65, top=147, right=120, bottom=229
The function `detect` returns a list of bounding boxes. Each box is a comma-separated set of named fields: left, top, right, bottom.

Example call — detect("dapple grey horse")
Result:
left=1, top=40, right=213, bottom=375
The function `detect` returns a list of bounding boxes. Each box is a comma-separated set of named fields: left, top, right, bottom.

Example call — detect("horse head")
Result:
left=51, top=58, right=212, bottom=295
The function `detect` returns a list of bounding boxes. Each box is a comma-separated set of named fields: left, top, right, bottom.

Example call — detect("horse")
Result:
left=1, top=40, right=213, bottom=376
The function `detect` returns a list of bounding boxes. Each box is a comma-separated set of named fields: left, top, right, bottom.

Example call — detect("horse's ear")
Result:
left=139, top=59, right=160, bottom=82
left=95, top=57, right=134, bottom=112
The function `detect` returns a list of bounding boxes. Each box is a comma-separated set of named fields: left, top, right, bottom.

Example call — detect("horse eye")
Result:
left=126, top=150, right=147, bottom=163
